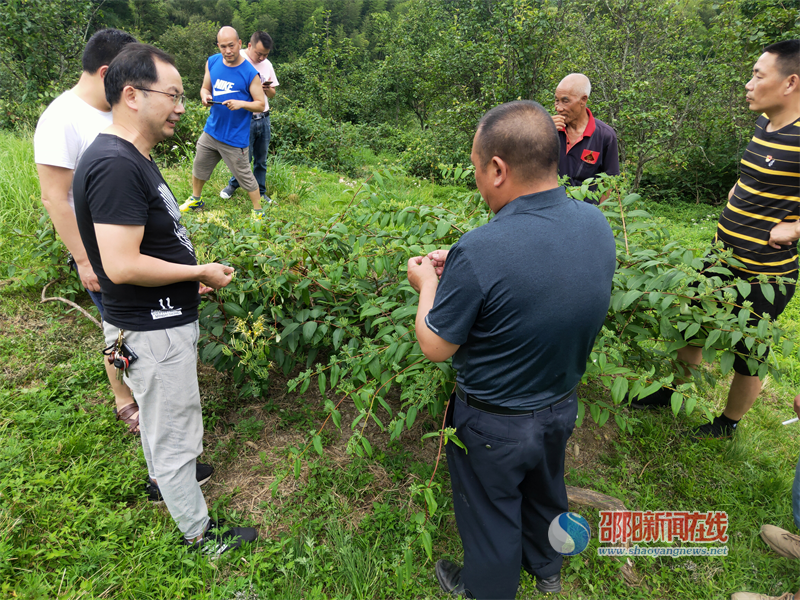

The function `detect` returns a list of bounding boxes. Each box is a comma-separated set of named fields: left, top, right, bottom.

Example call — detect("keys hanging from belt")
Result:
left=102, top=329, right=138, bottom=381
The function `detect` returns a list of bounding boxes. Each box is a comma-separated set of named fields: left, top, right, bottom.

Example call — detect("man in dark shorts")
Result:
left=407, top=101, right=616, bottom=598
left=73, top=43, right=257, bottom=555
left=632, top=40, right=800, bottom=440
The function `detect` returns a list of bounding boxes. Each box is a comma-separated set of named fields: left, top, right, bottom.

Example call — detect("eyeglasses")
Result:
left=134, top=87, right=186, bottom=107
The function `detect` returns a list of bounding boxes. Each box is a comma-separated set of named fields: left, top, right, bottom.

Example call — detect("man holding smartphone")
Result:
left=180, top=27, right=265, bottom=219
left=219, top=32, right=279, bottom=204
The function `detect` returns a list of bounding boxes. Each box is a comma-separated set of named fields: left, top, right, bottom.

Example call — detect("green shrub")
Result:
left=189, top=171, right=793, bottom=463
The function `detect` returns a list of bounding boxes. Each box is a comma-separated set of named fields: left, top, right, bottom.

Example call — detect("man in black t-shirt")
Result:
left=74, top=43, right=257, bottom=556
left=407, top=101, right=616, bottom=598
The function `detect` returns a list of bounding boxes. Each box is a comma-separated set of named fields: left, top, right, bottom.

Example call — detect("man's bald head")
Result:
left=217, top=26, right=239, bottom=44
left=216, top=26, right=243, bottom=65
left=557, top=73, right=591, bottom=99
left=474, top=101, right=559, bottom=183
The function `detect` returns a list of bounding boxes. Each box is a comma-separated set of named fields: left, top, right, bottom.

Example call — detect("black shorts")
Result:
left=691, top=269, right=795, bottom=375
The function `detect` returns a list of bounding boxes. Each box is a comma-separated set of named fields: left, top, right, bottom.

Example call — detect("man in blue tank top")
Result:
left=180, top=27, right=266, bottom=220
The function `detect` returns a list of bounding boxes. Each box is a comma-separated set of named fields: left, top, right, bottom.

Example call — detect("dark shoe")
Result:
left=219, top=184, right=236, bottom=199
left=536, top=572, right=562, bottom=593
left=146, top=463, right=214, bottom=502
left=183, top=520, right=257, bottom=558
left=689, top=416, right=736, bottom=441
left=435, top=559, right=466, bottom=596
left=628, top=387, right=672, bottom=409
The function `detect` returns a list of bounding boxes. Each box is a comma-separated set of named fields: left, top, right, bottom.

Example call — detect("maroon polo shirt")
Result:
left=557, top=108, right=620, bottom=199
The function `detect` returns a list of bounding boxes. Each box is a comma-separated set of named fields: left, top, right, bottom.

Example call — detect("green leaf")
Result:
left=312, top=435, right=323, bottom=456
left=406, top=406, right=418, bottom=429
left=421, top=530, right=433, bottom=560
left=360, top=435, right=373, bottom=457
left=736, top=280, right=751, bottom=299
left=704, top=329, right=721, bottom=349
left=333, top=328, right=345, bottom=349
left=621, top=290, right=642, bottom=310
left=671, top=392, right=683, bottom=415
left=720, top=351, right=735, bottom=375
left=293, top=456, right=301, bottom=478
left=318, top=372, right=326, bottom=395
left=685, top=322, right=701, bottom=340
left=223, top=302, right=247, bottom=319
left=435, top=219, right=451, bottom=239
left=360, top=305, right=383, bottom=317
left=760, top=283, right=775, bottom=304
left=610, top=377, right=628, bottom=405
left=303, top=321, right=318, bottom=341
left=358, top=256, right=368, bottom=278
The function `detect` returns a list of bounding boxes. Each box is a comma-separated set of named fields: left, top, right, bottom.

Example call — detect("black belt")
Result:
left=455, top=384, right=575, bottom=416
left=252, top=110, right=270, bottom=120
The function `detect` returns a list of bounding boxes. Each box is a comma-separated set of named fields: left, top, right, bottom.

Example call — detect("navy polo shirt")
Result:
left=425, top=187, right=616, bottom=410
left=558, top=108, right=620, bottom=192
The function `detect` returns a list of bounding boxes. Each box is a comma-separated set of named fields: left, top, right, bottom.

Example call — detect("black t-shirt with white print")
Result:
left=74, top=133, right=200, bottom=331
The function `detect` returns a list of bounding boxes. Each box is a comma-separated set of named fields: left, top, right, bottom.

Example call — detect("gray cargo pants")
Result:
left=104, top=321, right=209, bottom=540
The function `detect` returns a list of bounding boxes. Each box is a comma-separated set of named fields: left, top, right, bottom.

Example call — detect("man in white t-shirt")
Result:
left=219, top=31, right=279, bottom=203
left=34, top=28, right=141, bottom=432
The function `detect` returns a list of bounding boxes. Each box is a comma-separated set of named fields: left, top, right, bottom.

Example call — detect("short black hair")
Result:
left=250, top=31, right=273, bottom=50
left=475, top=101, right=559, bottom=182
left=104, top=43, right=177, bottom=107
left=763, top=39, right=800, bottom=79
left=82, top=28, right=137, bottom=74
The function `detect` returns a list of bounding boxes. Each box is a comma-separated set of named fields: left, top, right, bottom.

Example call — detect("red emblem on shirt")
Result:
left=581, top=149, right=598, bottom=164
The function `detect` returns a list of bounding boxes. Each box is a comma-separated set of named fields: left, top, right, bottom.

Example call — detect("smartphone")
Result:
left=207, top=100, right=223, bottom=105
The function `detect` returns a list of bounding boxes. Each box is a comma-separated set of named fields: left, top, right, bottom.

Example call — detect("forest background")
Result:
left=0, top=0, right=798, bottom=201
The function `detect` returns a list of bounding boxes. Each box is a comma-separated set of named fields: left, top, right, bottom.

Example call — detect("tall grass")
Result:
left=0, top=130, right=41, bottom=235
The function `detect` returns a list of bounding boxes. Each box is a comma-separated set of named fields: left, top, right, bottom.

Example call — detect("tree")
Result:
left=0, top=0, right=100, bottom=100
left=157, top=18, right=219, bottom=99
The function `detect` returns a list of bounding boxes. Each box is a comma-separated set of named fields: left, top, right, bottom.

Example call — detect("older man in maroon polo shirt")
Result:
left=552, top=73, right=620, bottom=202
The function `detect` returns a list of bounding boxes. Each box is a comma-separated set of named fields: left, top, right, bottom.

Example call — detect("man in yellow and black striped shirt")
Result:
left=632, top=39, right=800, bottom=439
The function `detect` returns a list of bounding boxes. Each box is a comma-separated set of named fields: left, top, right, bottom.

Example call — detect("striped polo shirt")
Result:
left=716, top=114, right=800, bottom=277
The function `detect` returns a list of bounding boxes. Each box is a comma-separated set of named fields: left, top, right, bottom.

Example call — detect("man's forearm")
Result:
left=246, top=98, right=265, bottom=113
left=103, top=253, right=210, bottom=287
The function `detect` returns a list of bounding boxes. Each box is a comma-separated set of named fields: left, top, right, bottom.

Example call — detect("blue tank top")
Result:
left=203, top=53, right=259, bottom=148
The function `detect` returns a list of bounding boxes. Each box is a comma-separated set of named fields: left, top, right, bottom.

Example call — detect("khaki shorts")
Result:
left=192, top=131, right=258, bottom=192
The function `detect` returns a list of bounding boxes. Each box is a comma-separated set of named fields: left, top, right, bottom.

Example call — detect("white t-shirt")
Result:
left=34, top=90, right=113, bottom=210
left=239, top=49, right=279, bottom=112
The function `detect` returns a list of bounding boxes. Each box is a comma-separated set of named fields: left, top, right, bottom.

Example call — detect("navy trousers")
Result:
left=445, top=392, right=578, bottom=600
left=227, top=114, right=271, bottom=197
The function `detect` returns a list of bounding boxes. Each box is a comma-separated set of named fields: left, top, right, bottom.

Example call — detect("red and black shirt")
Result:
left=557, top=108, right=620, bottom=192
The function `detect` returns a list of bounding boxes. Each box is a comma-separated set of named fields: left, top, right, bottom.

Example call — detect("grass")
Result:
left=2, top=132, right=800, bottom=599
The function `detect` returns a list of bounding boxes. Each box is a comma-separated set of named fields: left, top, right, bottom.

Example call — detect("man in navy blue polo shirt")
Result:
left=407, top=100, right=616, bottom=599
left=552, top=73, right=620, bottom=201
